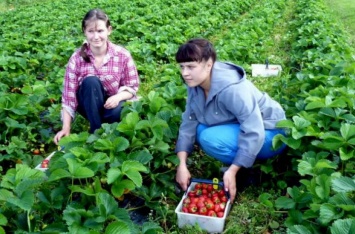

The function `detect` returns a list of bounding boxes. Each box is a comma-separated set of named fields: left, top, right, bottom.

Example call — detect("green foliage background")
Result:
left=0, top=0, right=355, bottom=233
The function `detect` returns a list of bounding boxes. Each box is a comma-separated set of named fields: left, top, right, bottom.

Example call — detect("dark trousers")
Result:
left=76, top=76, right=125, bottom=133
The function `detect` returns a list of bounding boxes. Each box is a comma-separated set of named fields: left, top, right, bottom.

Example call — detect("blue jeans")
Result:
left=196, top=123, right=286, bottom=165
left=76, top=76, right=125, bottom=133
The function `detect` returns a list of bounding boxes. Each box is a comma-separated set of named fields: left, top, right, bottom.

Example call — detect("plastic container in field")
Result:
left=35, top=151, right=55, bottom=171
left=35, top=146, right=64, bottom=171
left=251, top=64, right=282, bottom=77
left=175, top=179, right=232, bottom=233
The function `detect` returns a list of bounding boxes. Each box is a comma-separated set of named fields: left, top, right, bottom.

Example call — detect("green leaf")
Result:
left=276, top=119, right=295, bottom=128
left=97, top=193, right=118, bottom=217
left=117, top=112, right=140, bottom=138
left=339, top=147, right=354, bottom=161
left=340, top=123, right=355, bottom=140
left=111, top=179, right=136, bottom=198
left=275, top=196, right=295, bottom=209
left=128, top=150, right=153, bottom=164
left=47, top=168, right=72, bottom=181
left=113, top=137, right=130, bottom=152
left=319, top=203, right=343, bottom=225
left=135, top=120, right=150, bottom=130
left=287, top=225, right=312, bottom=234
left=124, top=169, right=142, bottom=187
left=69, top=147, right=92, bottom=159
left=15, top=164, right=45, bottom=182
left=315, top=159, right=337, bottom=171
left=258, top=193, right=273, bottom=208
left=107, top=168, right=122, bottom=185
left=315, top=174, right=331, bottom=200
left=151, top=118, right=169, bottom=140
left=278, top=135, right=302, bottom=149
left=269, top=220, right=280, bottom=229
left=4, top=117, right=26, bottom=129
left=7, top=190, right=34, bottom=211
left=0, top=189, right=13, bottom=201
left=305, top=101, right=325, bottom=110
left=319, top=107, right=336, bottom=118
left=329, top=193, right=355, bottom=212
left=141, top=221, right=164, bottom=234
left=0, top=213, right=8, bottom=226
left=67, top=158, right=95, bottom=178
left=69, top=185, right=95, bottom=196
left=332, top=177, right=355, bottom=192
left=293, top=116, right=311, bottom=129
left=122, top=160, right=147, bottom=173
left=298, top=161, right=313, bottom=176
left=94, top=139, right=113, bottom=151
left=330, top=218, right=355, bottom=234
left=150, top=140, right=170, bottom=153
left=105, top=220, right=130, bottom=234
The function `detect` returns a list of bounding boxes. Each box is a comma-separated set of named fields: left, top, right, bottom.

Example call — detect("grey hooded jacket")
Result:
left=175, top=61, right=286, bottom=168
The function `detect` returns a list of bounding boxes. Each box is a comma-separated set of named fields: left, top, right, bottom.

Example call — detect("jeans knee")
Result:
left=81, top=76, right=101, bottom=88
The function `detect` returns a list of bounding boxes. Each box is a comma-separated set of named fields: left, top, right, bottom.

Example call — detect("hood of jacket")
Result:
left=205, top=61, right=246, bottom=104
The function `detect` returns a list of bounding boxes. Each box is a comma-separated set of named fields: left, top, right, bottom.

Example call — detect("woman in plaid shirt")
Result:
left=54, top=9, right=139, bottom=144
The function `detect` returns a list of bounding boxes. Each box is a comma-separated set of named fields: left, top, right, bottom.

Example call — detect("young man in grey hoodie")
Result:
left=174, top=38, right=286, bottom=203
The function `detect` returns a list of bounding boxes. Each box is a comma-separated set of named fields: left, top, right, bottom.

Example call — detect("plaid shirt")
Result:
left=62, top=41, right=139, bottom=118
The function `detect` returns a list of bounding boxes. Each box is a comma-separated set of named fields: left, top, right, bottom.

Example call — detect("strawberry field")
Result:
left=0, top=0, right=355, bottom=233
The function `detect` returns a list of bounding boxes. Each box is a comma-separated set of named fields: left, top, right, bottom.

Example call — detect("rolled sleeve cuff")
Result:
left=175, top=141, right=194, bottom=155
left=61, top=105, right=75, bottom=120
left=232, top=148, right=257, bottom=168
left=117, top=86, right=138, bottom=99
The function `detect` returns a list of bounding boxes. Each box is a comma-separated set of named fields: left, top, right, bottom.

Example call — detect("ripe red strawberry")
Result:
left=183, top=197, right=191, bottom=205
left=207, top=210, right=217, bottom=217
left=214, top=203, right=222, bottom=213
left=220, top=195, right=228, bottom=203
left=207, top=184, right=213, bottom=192
left=188, top=190, right=197, bottom=197
left=195, top=183, right=202, bottom=190
left=212, top=196, right=221, bottom=204
left=217, top=211, right=224, bottom=218
left=202, top=183, right=208, bottom=189
left=197, top=200, right=205, bottom=208
left=188, top=203, right=198, bottom=214
left=219, top=202, right=226, bottom=211
left=218, top=189, right=225, bottom=197
left=205, top=200, right=214, bottom=210
left=202, top=188, right=208, bottom=195
left=198, top=206, right=208, bottom=215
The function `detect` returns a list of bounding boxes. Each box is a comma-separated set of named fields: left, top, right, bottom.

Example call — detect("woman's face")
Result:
left=179, top=59, right=213, bottom=88
left=84, top=19, right=111, bottom=49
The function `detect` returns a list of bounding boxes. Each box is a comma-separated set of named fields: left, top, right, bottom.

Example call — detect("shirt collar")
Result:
left=86, top=41, right=114, bottom=60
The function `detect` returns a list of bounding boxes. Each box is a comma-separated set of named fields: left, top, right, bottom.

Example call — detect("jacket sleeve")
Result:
left=226, top=84, right=265, bottom=168
left=175, top=97, right=199, bottom=154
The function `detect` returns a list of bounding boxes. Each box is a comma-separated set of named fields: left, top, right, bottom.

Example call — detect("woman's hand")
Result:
left=54, top=110, right=71, bottom=145
left=104, top=95, right=121, bottom=109
left=54, top=128, right=70, bottom=145
left=223, top=164, right=241, bottom=203
left=176, top=164, right=191, bottom=191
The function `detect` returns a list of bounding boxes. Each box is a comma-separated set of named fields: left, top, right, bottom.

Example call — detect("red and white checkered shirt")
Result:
left=62, top=41, right=140, bottom=118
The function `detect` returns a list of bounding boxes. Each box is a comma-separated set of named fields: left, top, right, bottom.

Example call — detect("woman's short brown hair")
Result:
left=175, top=38, right=216, bottom=63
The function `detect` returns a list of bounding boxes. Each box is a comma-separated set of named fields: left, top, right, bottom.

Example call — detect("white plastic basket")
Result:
left=251, top=64, right=282, bottom=77
left=35, top=146, right=64, bottom=171
left=175, top=180, right=232, bottom=233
